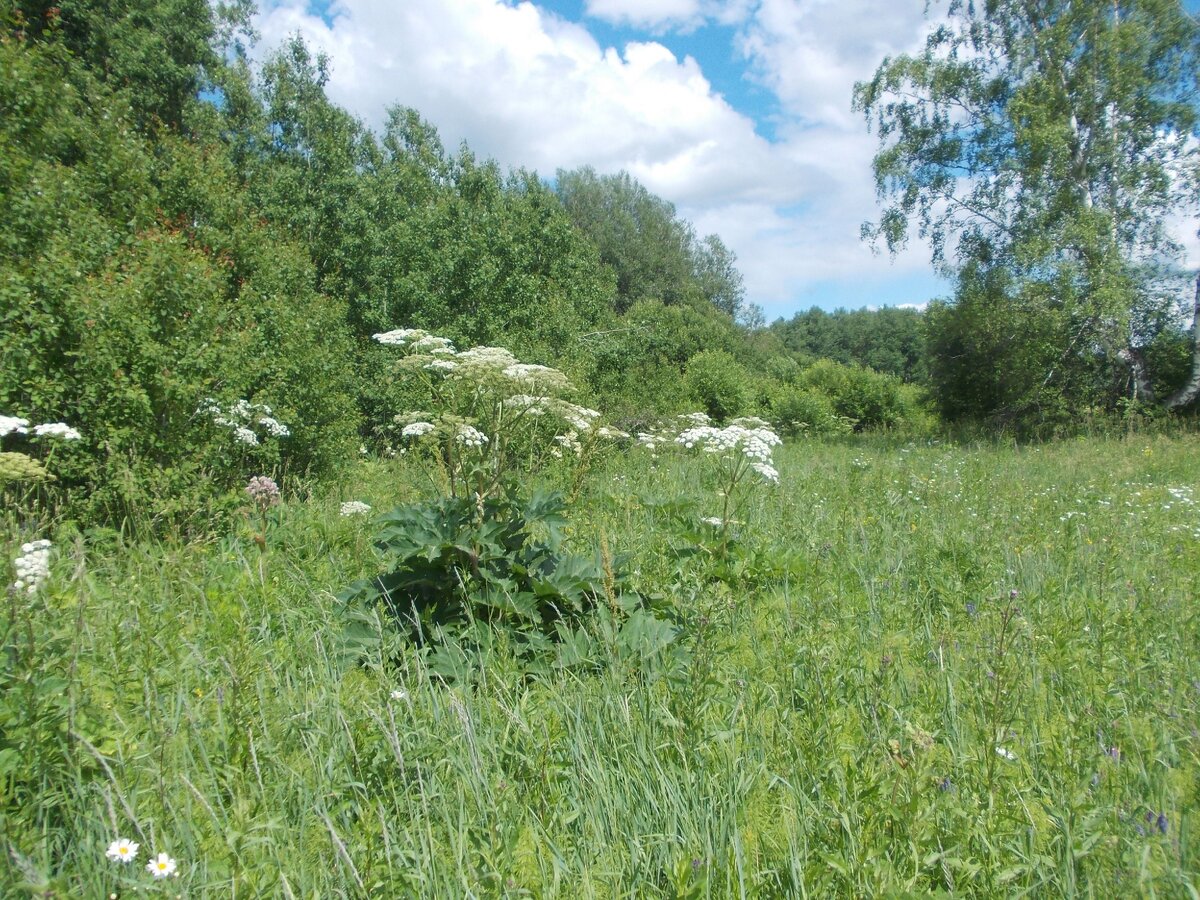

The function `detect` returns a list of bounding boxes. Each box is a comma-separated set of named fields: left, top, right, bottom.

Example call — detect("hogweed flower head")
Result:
left=0, top=415, right=30, bottom=438
left=340, top=500, right=371, bottom=517
left=455, top=425, right=488, bottom=448
left=401, top=421, right=436, bottom=439
left=33, top=422, right=82, bottom=440
left=12, top=539, right=51, bottom=595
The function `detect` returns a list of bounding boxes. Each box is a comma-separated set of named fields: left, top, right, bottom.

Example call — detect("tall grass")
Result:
left=2, top=436, right=1197, bottom=896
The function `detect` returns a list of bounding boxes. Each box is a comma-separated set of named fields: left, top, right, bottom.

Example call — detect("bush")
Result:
left=766, top=386, right=854, bottom=436
left=685, top=350, right=752, bottom=422
left=796, top=359, right=920, bottom=431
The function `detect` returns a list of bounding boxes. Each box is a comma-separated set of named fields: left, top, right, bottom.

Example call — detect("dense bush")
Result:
left=684, top=350, right=753, bottom=422
left=0, top=33, right=357, bottom=526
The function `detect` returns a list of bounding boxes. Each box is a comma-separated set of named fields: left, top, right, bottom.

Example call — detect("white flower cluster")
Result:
left=373, top=328, right=428, bottom=346
left=199, top=399, right=290, bottom=446
left=33, top=423, right=82, bottom=440
left=12, top=539, right=51, bottom=595
left=401, top=421, right=436, bottom=439
left=2, top=415, right=82, bottom=441
left=0, top=416, right=27, bottom=438
left=647, top=414, right=783, bottom=485
left=455, top=425, right=488, bottom=448
left=339, top=500, right=371, bottom=516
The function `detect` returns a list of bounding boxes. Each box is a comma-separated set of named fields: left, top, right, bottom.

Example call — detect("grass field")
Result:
left=3, top=433, right=1199, bottom=897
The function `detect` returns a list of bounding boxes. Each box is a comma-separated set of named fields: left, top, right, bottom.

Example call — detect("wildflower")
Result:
left=455, top=425, right=488, bottom=448
left=146, top=853, right=177, bottom=878
left=0, top=416, right=29, bottom=437
left=32, top=422, right=82, bottom=440
left=245, top=476, right=280, bottom=508
left=106, top=838, right=139, bottom=864
left=233, top=426, right=259, bottom=446
left=258, top=416, right=290, bottom=438
left=340, top=501, right=371, bottom=517
left=751, top=462, right=780, bottom=484
left=424, top=359, right=458, bottom=372
left=373, top=328, right=426, bottom=346
left=401, top=421, right=435, bottom=438
left=411, top=335, right=455, bottom=353
left=12, top=539, right=51, bottom=595
left=503, top=363, right=571, bottom=392
left=995, top=746, right=1017, bottom=761
left=700, top=517, right=725, bottom=527
left=390, top=689, right=408, bottom=701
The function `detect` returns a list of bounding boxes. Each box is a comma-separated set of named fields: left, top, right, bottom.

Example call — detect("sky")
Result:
left=252, top=0, right=1199, bottom=321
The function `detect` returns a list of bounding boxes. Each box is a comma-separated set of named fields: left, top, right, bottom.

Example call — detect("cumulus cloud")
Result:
left=582, top=0, right=753, bottom=31
left=254, top=0, right=948, bottom=314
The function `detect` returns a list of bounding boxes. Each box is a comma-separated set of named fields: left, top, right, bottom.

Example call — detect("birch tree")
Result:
left=854, top=0, right=1200, bottom=419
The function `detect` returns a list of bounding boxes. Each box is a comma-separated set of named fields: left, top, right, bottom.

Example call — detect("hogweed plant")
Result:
left=640, top=413, right=782, bottom=558
left=343, top=330, right=671, bottom=678
left=375, top=328, right=621, bottom=508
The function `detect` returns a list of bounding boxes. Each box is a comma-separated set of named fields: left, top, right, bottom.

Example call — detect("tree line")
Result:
left=3, top=0, right=1196, bottom=524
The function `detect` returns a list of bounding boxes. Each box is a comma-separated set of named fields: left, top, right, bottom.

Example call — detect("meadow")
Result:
left=3, top=430, right=1198, bottom=897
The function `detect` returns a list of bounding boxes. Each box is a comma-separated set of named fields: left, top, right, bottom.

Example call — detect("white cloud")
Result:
left=253, top=0, right=949, bottom=315
left=582, top=0, right=753, bottom=31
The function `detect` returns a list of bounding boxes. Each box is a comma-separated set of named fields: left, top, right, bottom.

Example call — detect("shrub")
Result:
left=684, top=350, right=752, bottom=422
left=766, top=386, right=855, bottom=437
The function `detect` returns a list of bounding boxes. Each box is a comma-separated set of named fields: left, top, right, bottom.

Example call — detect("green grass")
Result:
left=3, top=435, right=1199, bottom=896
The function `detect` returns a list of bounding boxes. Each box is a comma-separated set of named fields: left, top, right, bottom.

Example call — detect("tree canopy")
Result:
left=855, top=0, right=1200, bottom=425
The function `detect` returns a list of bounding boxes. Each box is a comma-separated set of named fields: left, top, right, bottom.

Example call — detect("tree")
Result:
left=854, top=0, right=1200, bottom=421
left=555, top=166, right=747, bottom=319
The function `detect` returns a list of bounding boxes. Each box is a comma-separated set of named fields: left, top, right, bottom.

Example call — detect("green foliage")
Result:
left=0, top=28, right=358, bottom=525
left=765, top=385, right=854, bottom=437
left=587, top=299, right=745, bottom=418
left=6, top=437, right=1200, bottom=894
left=856, top=0, right=1200, bottom=420
left=771, top=305, right=929, bottom=383
left=684, top=350, right=752, bottom=422
left=555, top=166, right=746, bottom=320
left=343, top=489, right=659, bottom=678
left=796, top=359, right=927, bottom=431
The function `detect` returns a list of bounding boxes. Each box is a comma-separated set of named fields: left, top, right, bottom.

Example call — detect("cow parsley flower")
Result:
left=12, top=539, right=51, bottom=594
left=424, top=359, right=458, bottom=373
left=340, top=501, right=371, bottom=516
left=401, top=421, right=435, bottom=438
left=33, top=422, right=82, bottom=440
left=146, top=853, right=177, bottom=878
left=233, top=426, right=260, bottom=446
left=455, top=425, right=488, bottom=448
left=0, top=416, right=30, bottom=437
left=105, top=838, right=139, bottom=864
left=373, top=328, right=426, bottom=346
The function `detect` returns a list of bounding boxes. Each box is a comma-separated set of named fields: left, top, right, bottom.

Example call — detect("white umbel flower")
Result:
left=373, top=328, right=426, bottom=346
left=32, top=422, right=82, bottom=440
left=339, top=501, right=371, bottom=517
left=401, top=421, right=435, bottom=438
left=12, top=539, right=51, bottom=594
left=233, top=426, right=260, bottom=446
left=0, top=416, right=29, bottom=437
left=105, top=838, right=139, bottom=864
left=455, top=425, right=488, bottom=448
left=146, top=852, right=177, bottom=878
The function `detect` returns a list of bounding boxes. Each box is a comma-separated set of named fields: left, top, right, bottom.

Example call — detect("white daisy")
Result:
left=105, top=838, right=139, bottom=863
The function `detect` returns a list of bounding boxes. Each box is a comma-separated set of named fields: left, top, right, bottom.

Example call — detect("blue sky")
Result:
left=255, top=1, right=1197, bottom=320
